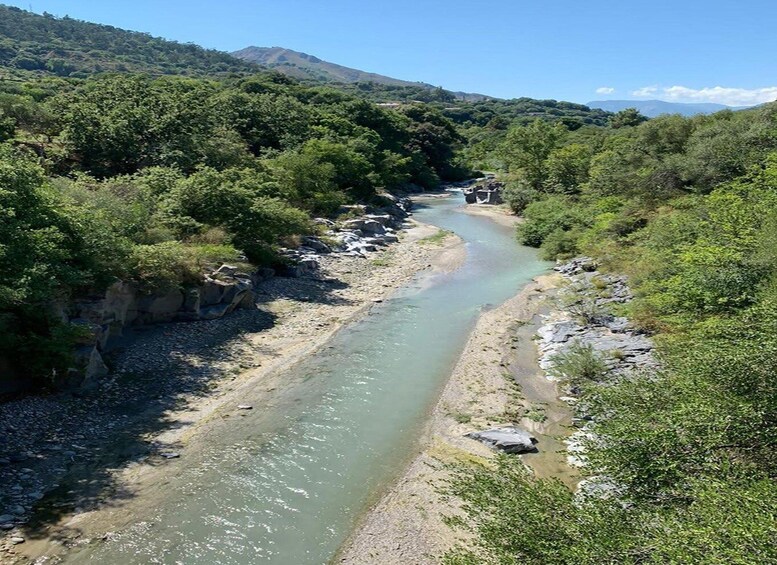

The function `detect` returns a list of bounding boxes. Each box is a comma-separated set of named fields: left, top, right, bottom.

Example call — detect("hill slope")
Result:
left=232, top=46, right=425, bottom=87
left=587, top=99, right=749, bottom=117
left=0, top=4, right=258, bottom=78
left=232, top=46, right=490, bottom=101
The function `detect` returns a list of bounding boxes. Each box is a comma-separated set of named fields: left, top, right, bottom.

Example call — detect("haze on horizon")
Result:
left=6, top=0, right=777, bottom=105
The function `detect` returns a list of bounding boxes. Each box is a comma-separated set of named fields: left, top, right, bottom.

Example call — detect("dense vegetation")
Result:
left=0, top=68, right=469, bottom=385
left=0, top=5, right=258, bottom=78
left=444, top=106, right=777, bottom=562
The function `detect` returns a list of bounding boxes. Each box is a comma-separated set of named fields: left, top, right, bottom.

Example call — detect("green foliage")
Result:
left=608, top=107, right=648, bottom=129
left=517, top=196, right=581, bottom=247
left=548, top=341, right=608, bottom=384
left=443, top=456, right=777, bottom=565
left=502, top=120, right=565, bottom=190
left=0, top=5, right=257, bottom=78
left=128, top=242, right=201, bottom=292
left=446, top=104, right=777, bottom=565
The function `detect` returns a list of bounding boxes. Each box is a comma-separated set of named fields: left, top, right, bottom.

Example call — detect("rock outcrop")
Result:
left=278, top=195, right=412, bottom=275
left=464, top=180, right=504, bottom=205
left=56, top=266, right=271, bottom=390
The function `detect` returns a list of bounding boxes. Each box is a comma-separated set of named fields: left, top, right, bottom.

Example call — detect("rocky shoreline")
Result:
left=337, top=256, right=657, bottom=564
left=0, top=203, right=464, bottom=563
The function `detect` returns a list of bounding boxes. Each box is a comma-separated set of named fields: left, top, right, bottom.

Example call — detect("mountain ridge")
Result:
left=587, top=99, right=751, bottom=117
left=232, top=46, right=491, bottom=101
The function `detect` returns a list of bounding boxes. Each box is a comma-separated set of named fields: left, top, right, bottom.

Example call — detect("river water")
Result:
left=65, top=193, right=548, bottom=564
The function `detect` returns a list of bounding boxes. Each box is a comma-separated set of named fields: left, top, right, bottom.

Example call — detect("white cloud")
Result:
left=631, top=85, right=777, bottom=106
left=596, top=86, right=615, bottom=95
left=632, top=86, right=658, bottom=97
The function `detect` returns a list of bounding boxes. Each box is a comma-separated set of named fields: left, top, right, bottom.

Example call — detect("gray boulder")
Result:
left=466, top=426, right=538, bottom=454
left=360, top=219, right=386, bottom=235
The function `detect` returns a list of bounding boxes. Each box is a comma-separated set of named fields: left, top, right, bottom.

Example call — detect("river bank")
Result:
left=336, top=270, right=568, bottom=564
left=0, top=218, right=465, bottom=563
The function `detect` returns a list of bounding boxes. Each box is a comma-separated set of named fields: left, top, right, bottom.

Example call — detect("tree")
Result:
left=501, top=120, right=565, bottom=190
left=609, top=107, right=648, bottom=129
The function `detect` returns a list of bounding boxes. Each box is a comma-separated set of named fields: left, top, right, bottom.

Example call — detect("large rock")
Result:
left=360, top=219, right=386, bottom=235
left=136, top=289, right=184, bottom=323
left=466, top=426, right=538, bottom=454
left=302, top=236, right=332, bottom=254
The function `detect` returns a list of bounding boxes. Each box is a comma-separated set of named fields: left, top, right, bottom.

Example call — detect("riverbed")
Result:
left=41, top=193, right=548, bottom=564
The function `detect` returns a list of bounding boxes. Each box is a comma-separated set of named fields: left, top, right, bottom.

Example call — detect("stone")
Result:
left=301, top=236, right=332, bottom=254
left=466, top=426, right=538, bottom=454
left=237, top=404, right=253, bottom=410
left=360, top=219, right=386, bottom=235
left=10, top=536, right=24, bottom=544
left=160, top=452, right=180, bottom=459
left=199, top=302, right=232, bottom=321
left=137, top=289, right=184, bottom=323
left=181, top=288, right=201, bottom=313
left=200, top=278, right=228, bottom=306
left=0, top=515, right=14, bottom=524
left=215, top=264, right=238, bottom=276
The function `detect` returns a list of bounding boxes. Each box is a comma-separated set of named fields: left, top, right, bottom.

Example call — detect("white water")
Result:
left=65, top=194, right=548, bottom=564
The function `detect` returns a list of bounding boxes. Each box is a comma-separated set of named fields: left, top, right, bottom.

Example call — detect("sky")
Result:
left=5, top=0, right=777, bottom=105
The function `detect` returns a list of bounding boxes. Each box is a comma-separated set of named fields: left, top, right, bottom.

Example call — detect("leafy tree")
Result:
left=502, top=120, right=565, bottom=190
left=608, top=107, right=647, bottom=129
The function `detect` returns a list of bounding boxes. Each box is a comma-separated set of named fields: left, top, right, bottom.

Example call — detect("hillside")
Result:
left=232, top=46, right=425, bottom=87
left=0, top=4, right=258, bottom=78
left=233, top=46, right=490, bottom=101
left=587, top=98, right=750, bottom=117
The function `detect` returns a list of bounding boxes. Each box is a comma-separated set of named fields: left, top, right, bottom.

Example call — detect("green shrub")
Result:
left=548, top=341, right=608, bottom=384
left=517, top=196, right=581, bottom=247
left=128, top=242, right=201, bottom=292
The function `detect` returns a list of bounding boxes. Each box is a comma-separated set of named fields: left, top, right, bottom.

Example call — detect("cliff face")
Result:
left=0, top=266, right=271, bottom=394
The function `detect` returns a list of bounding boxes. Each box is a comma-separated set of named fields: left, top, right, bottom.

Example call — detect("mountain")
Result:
left=232, top=46, right=490, bottom=101
left=0, top=4, right=258, bottom=78
left=587, top=99, right=750, bottom=118
left=232, top=46, right=426, bottom=87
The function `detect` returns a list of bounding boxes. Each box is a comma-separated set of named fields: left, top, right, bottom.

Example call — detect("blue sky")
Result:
left=7, top=0, right=777, bottom=104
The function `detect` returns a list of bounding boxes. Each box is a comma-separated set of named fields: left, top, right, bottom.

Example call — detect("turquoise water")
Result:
left=67, top=194, right=548, bottom=564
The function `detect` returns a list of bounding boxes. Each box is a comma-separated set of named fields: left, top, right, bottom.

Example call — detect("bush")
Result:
left=548, top=341, right=608, bottom=384
left=517, top=196, right=581, bottom=247
left=540, top=227, right=580, bottom=260
left=128, top=242, right=201, bottom=292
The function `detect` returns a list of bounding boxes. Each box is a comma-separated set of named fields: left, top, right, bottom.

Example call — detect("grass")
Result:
left=524, top=404, right=548, bottom=423
left=451, top=411, right=473, bottom=424
left=419, top=228, right=453, bottom=246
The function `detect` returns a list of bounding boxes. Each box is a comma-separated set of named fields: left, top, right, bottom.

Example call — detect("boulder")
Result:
left=466, top=426, right=538, bottom=454
left=360, top=219, right=386, bottom=235
left=136, top=289, right=184, bottom=323
left=200, top=277, right=229, bottom=306
left=302, top=236, right=332, bottom=254
left=365, top=214, right=393, bottom=227
left=215, top=264, right=238, bottom=277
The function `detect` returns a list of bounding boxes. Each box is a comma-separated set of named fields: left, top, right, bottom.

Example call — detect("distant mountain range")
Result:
left=587, top=99, right=751, bottom=117
left=232, top=46, right=490, bottom=101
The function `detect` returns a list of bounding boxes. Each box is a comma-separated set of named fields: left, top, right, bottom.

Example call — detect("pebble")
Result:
left=0, top=516, right=13, bottom=525
left=237, top=405, right=253, bottom=410
left=10, top=536, right=24, bottom=544
left=160, top=452, right=180, bottom=459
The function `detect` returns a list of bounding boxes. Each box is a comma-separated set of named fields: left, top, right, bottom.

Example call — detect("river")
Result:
left=62, top=193, right=548, bottom=564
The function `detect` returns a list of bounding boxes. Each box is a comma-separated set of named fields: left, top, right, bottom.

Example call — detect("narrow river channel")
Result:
left=65, top=193, right=548, bottom=564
